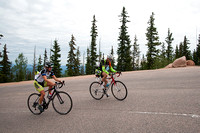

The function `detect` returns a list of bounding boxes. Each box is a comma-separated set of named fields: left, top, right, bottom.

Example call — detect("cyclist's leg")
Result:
left=39, top=90, right=45, bottom=104
left=101, top=72, right=108, bottom=87
left=34, top=81, right=45, bottom=105
left=46, top=81, right=54, bottom=94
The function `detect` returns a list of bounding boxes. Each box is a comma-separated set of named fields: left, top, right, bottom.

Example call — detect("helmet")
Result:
left=107, top=55, right=113, bottom=61
left=45, top=62, right=53, bottom=67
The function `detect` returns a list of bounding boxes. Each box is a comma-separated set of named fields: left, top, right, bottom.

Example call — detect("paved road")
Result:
left=0, top=67, right=200, bottom=133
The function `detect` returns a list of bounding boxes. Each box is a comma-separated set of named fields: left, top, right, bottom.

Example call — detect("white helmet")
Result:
left=45, top=62, right=53, bottom=67
left=107, top=55, right=113, bottom=61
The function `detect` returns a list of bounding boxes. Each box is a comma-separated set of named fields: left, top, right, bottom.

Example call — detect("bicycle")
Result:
left=27, top=81, right=73, bottom=115
left=89, top=72, right=128, bottom=101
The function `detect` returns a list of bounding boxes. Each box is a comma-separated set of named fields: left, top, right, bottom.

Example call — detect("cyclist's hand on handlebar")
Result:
left=59, top=81, right=65, bottom=85
left=57, top=80, right=64, bottom=84
left=56, top=80, right=65, bottom=88
left=116, top=71, right=122, bottom=77
left=117, top=71, right=121, bottom=74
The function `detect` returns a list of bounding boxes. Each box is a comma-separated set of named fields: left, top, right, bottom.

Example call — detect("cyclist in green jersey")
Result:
left=95, top=55, right=118, bottom=88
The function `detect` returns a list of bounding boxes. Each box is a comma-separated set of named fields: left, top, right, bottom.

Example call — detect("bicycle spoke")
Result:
left=27, top=93, right=42, bottom=115
left=52, top=91, right=73, bottom=115
left=111, top=81, right=128, bottom=101
left=89, top=82, right=104, bottom=100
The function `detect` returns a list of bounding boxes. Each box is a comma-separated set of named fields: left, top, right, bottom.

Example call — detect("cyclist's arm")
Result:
left=42, top=75, right=55, bottom=86
left=102, top=65, right=109, bottom=74
left=52, top=75, right=61, bottom=83
left=110, top=66, right=117, bottom=73
left=108, top=61, right=117, bottom=73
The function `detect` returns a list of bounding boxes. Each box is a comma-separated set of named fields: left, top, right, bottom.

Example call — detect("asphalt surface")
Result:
left=0, top=67, right=200, bottom=133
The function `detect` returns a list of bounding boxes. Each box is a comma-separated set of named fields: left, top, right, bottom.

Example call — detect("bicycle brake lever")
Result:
left=117, top=72, right=121, bottom=77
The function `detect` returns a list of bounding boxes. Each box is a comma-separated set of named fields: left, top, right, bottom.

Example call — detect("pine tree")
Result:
left=110, top=46, right=116, bottom=68
left=175, top=45, right=179, bottom=59
left=160, top=42, right=168, bottom=67
left=0, top=44, right=12, bottom=82
left=193, top=49, right=198, bottom=65
left=196, top=34, right=200, bottom=65
left=165, top=28, right=174, bottom=64
left=13, top=53, right=28, bottom=81
left=90, top=15, right=98, bottom=74
left=140, top=54, right=147, bottom=70
left=66, top=35, right=76, bottom=76
left=132, top=35, right=140, bottom=70
left=179, top=42, right=183, bottom=57
left=117, top=7, right=132, bottom=71
left=182, top=36, right=191, bottom=59
left=50, top=39, right=62, bottom=77
left=0, top=34, right=3, bottom=39
left=43, top=48, right=48, bottom=66
left=75, top=46, right=81, bottom=76
left=37, top=55, right=43, bottom=71
left=86, top=47, right=91, bottom=75
left=145, top=12, right=161, bottom=69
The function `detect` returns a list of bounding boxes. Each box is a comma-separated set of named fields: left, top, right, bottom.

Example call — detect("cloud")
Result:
left=0, top=0, right=200, bottom=66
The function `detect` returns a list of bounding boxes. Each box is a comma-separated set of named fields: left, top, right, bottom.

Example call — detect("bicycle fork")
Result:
left=55, top=93, right=64, bottom=104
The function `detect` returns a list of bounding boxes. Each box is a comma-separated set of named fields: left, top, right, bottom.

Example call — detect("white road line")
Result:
left=128, top=111, right=200, bottom=118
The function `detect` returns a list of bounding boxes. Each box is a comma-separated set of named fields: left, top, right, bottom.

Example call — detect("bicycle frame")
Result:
left=39, top=82, right=64, bottom=110
left=28, top=80, right=73, bottom=115
left=41, top=88, right=56, bottom=109
left=90, top=72, right=127, bottom=100
left=98, top=73, right=121, bottom=88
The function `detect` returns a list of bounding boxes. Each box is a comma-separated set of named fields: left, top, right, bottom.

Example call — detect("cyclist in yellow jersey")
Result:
left=34, top=62, right=62, bottom=112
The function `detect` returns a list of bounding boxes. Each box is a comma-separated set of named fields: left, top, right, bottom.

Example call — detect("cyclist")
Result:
left=34, top=62, right=62, bottom=112
left=95, top=55, right=118, bottom=89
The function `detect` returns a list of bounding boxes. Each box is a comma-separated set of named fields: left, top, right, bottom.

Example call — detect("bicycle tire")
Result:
left=111, top=81, right=128, bottom=101
left=89, top=82, right=104, bottom=100
left=52, top=91, right=73, bottom=115
left=27, top=93, right=42, bottom=115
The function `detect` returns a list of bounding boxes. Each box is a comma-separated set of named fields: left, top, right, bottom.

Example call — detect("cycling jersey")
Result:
left=96, top=59, right=117, bottom=75
left=35, top=69, right=54, bottom=84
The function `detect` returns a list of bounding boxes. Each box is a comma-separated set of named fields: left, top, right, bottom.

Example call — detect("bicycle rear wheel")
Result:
left=111, top=81, right=128, bottom=101
left=89, top=82, right=104, bottom=100
left=52, top=91, right=73, bottom=115
left=27, top=93, right=42, bottom=115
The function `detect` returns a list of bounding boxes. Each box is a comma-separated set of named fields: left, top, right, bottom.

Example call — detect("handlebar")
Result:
left=116, top=71, right=122, bottom=77
left=109, top=72, right=122, bottom=78
left=55, top=81, right=65, bottom=89
left=45, top=81, right=65, bottom=92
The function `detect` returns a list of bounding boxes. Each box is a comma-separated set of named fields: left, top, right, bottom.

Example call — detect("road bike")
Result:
left=89, top=72, right=128, bottom=101
left=27, top=81, right=73, bottom=115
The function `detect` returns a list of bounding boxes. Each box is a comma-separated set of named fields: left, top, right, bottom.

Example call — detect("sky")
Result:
left=0, top=0, right=200, bottom=66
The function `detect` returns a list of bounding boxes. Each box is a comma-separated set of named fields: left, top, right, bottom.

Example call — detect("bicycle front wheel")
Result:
left=52, top=91, right=73, bottom=115
left=89, top=82, right=104, bottom=100
left=111, top=81, right=128, bottom=101
left=27, top=93, right=42, bottom=115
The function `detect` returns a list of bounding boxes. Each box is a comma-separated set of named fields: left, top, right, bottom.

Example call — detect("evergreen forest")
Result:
left=0, top=7, right=200, bottom=83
